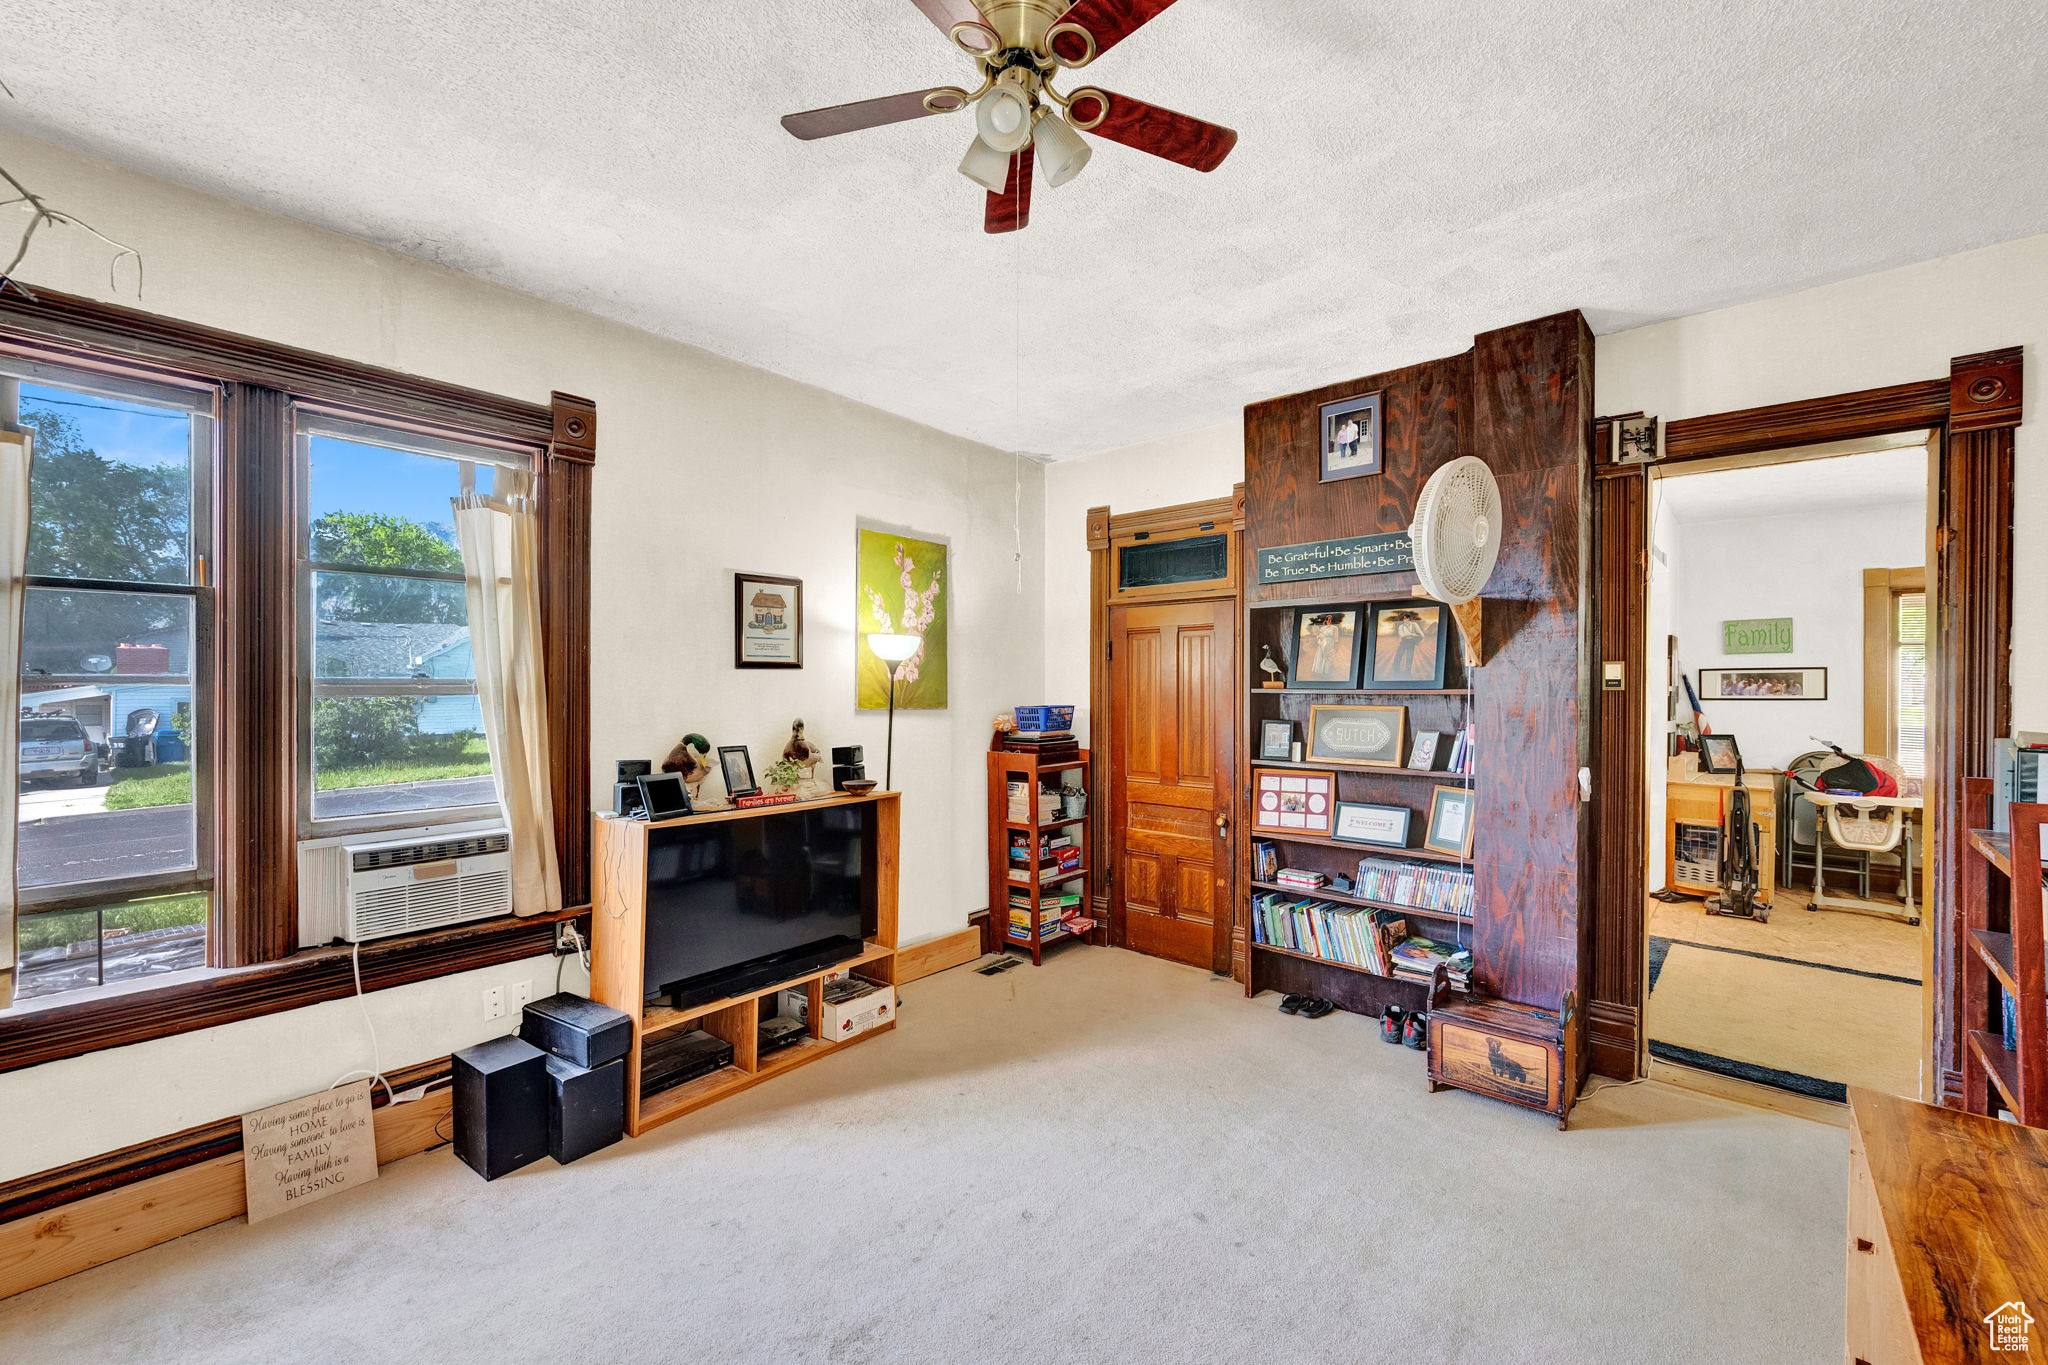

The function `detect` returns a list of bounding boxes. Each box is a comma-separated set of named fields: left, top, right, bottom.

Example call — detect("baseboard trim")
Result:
left=896, top=927, right=981, bottom=984
left=0, top=1057, right=454, bottom=1301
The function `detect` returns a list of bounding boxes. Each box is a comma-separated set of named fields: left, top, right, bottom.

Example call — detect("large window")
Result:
left=1892, top=589, right=1928, bottom=780
left=7, top=358, right=214, bottom=1001
left=297, top=414, right=521, bottom=831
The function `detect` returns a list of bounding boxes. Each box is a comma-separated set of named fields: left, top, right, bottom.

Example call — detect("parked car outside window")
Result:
left=18, top=714, right=102, bottom=788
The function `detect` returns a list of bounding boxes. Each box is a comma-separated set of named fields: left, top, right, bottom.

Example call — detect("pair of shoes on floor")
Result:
left=1279, top=993, right=1335, bottom=1019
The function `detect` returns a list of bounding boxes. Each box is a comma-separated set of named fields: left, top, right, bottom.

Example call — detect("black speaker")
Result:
left=452, top=1036, right=549, bottom=1181
left=831, top=745, right=864, bottom=765
left=520, top=992, right=632, bottom=1069
left=614, top=781, right=646, bottom=817
left=616, top=758, right=653, bottom=783
left=832, top=763, right=868, bottom=792
left=544, top=1055, right=625, bottom=1165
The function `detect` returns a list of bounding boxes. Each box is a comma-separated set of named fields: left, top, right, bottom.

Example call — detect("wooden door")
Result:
left=1108, top=599, right=1235, bottom=971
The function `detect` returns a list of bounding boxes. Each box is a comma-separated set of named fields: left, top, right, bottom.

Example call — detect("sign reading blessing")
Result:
left=1255, top=532, right=1416, bottom=585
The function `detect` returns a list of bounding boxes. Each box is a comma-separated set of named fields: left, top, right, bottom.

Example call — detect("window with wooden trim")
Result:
left=0, top=290, right=592, bottom=1052
left=1862, top=565, right=1927, bottom=779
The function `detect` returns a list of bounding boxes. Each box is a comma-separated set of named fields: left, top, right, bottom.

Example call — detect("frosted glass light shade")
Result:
left=976, top=71, right=1035, bottom=154
left=867, top=633, right=923, bottom=664
left=1032, top=111, right=1092, bottom=188
left=959, top=135, right=1013, bottom=193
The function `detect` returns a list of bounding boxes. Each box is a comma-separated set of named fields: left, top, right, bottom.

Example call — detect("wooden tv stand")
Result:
left=589, top=791, right=900, bottom=1136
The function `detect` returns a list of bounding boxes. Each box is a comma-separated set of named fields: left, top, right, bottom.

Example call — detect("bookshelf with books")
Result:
left=1239, top=591, right=1480, bottom=1017
left=987, top=723, right=1100, bottom=966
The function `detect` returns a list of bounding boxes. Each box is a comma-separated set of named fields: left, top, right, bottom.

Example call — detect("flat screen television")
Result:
left=642, top=802, right=878, bottom=1008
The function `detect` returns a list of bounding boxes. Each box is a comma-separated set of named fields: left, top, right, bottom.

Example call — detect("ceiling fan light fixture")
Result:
left=958, top=133, right=1014, bottom=193
left=1032, top=109, right=1092, bottom=187
left=975, top=68, right=1036, bottom=154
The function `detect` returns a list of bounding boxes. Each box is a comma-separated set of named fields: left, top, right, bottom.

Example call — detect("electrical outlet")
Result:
left=509, top=979, right=534, bottom=1011
left=482, top=984, right=505, bottom=1021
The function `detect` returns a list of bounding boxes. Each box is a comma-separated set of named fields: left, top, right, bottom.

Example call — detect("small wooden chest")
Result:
left=1427, top=991, right=1579, bottom=1129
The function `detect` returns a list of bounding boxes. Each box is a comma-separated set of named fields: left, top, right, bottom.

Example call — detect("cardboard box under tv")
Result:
left=588, top=791, right=900, bottom=1137
left=1427, top=992, right=1578, bottom=1129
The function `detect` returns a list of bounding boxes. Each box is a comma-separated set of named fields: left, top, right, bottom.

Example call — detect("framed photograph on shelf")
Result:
left=734, top=572, right=803, bottom=668
left=1259, top=719, right=1296, bottom=762
left=1306, top=704, right=1408, bottom=768
left=1363, top=599, right=1449, bottom=690
left=1697, top=734, right=1743, bottom=775
left=717, top=745, right=759, bottom=799
left=1408, top=732, right=1442, bottom=770
left=1331, top=802, right=1412, bottom=848
left=1317, top=391, right=1382, bottom=482
left=1288, top=605, right=1363, bottom=688
left=1423, top=785, right=1476, bottom=858
left=1251, top=768, right=1336, bottom=837
left=1698, top=666, right=1827, bottom=701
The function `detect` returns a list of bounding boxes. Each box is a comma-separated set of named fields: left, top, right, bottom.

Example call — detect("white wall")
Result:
left=1042, top=421, right=1243, bottom=742
left=1645, top=495, right=1682, bottom=885
left=0, top=128, right=1043, bottom=1180
left=1600, top=232, right=2048, bottom=731
left=1666, top=502, right=1923, bottom=771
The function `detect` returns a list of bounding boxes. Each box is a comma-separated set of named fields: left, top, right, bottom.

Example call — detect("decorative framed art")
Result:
left=1697, top=734, right=1743, bottom=775
left=1698, top=666, right=1827, bottom=701
left=1423, top=785, right=1476, bottom=858
left=1363, top=599, right=1449, bottom=690
left=1287, top=605, right=1363, bottom=688
left=1408, top=732, right=1442, bottom=770
left=1317, top=391, right=1382, bottom=483
left=857, top=526, right=948, bottom=710
left=1331, top=802, right=1412, bottom=848
left=1251, top=768, right=1336, bottom=837
left=717, top=745, right=759, bottom=800
left=1258, top=719, right=1296, bottom=762
left=734, top=572, right=803, bottom=668
left=1306, top=704, right=1408, bottom=768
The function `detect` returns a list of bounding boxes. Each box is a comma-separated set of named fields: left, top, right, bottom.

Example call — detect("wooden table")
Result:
left=1666, top=757, right=1778, bottom=899
left=1848, top=1088, right=2048, bottom=1362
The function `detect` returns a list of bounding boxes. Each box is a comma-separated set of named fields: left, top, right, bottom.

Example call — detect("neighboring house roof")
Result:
left=315, top=621, right=467, bottom=678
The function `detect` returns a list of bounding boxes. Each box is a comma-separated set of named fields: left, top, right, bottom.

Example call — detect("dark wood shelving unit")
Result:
left=1250, top=687, right=1475, bottom=697
left=1961, top=806, right=2046, bottom=1127
left=1248, top=879, right=1471, bottom=923
left=988, top=741, right=1099, bottom=966
left=1251, top=757, right=1474, bottom=785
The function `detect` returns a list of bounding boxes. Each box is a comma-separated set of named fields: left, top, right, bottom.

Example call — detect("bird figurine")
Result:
left=663, top=733, right=714, bottom=803
left=783, top=718, right=821, bottom=788
left=1259, top=645, right=1286, bottom=688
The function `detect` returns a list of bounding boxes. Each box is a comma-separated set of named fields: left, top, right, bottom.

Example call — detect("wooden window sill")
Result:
left=0, top=907, right=587, bottom=1075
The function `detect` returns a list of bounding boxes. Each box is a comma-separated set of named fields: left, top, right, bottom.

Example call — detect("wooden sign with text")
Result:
left=1255, top=532, right=1415, bottom=584
left=241, top=1080, right=378, bottom=1224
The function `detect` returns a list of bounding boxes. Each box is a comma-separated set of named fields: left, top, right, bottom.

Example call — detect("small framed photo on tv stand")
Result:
left=636, top=772, right=693, bottom=821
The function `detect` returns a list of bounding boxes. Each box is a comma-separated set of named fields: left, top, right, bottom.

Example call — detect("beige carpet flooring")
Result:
left=1648, top=893, right=1926, bottom=1099
left=0, top=949, right=1848, bottom=1365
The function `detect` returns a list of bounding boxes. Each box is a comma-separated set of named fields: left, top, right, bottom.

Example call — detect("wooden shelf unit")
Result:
left=1960, top=804, right=2046, bottom=1126
left=988, top=743, right=1097, bottom=965
left=589, top=792, right=901, bottom=1137
left=1240, top=598, right=1478, bottom=1019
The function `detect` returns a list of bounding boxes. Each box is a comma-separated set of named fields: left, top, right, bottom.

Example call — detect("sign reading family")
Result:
left=1722, top=617, right=1794, bottom=654
left=1256, top=532, right=1416, bottom=585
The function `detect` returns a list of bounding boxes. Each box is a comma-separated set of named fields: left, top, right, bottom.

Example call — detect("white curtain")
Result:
left=453, top=472, right=561, bottom=917
left=0, top=428, right=30, bottom=1007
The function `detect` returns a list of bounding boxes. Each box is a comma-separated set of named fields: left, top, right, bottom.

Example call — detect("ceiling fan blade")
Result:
left=781, top=88, right=969, bottom=140
left=985, top=148, right=1034, bottom=234
left=910, top=0, right=989, bottom=37
left=1066, top=88, right=1236, bottom=172
left=1047, top=0, right=1179, bottom=64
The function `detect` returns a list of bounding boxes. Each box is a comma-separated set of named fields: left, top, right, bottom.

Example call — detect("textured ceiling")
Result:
left=3, top=2, right=2046, bottom=457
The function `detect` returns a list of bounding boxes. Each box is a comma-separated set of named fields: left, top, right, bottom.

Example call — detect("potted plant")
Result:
left=763, top=756, right=807, bottom=796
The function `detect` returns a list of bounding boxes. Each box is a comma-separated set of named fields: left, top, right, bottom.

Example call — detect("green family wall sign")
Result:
left=1722, top=617, right=1794, bottom=654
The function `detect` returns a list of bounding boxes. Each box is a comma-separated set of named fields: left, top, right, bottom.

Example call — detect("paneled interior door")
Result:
left=1108, top=598, right=1235, bottom=972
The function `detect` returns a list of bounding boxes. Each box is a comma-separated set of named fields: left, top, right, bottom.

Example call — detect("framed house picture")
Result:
left=1424, top=785, right=1476, bottom=858
left=717, top=745, right=759, bottom=800
left=1259, top=719, right=1296, bottom=762
left=1699, top=666, right=1827, bottom=701
left=1306, top=704, right=1408, bottom=769
left=1288, top=605, right=1364, bottom=688
left=1332, top=802, right=1412, bottom=848
left=1363, top=599, right=1449, bottom=690
left=1318, top=391, right=1382, bottom=483
left=1252, top=768, right=1336, bottom=837
left=735, top=572, right=803, bottom=668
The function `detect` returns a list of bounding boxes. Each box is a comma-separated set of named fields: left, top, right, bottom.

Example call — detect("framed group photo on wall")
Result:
left=1698, top=666, right=1827, bottom=701
left=1288, top=605, right=1363, bottom=688
left=1317, top=391, right=1382, bottom=483
left=1364, top=599, right=1449, bottom=690
left=734, top=572, right=803, bottom=668
left=1306, top=704, right=1408, bottom=768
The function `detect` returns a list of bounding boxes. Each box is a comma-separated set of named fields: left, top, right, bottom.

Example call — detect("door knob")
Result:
left=1214, top=813, right=1229, bottom=834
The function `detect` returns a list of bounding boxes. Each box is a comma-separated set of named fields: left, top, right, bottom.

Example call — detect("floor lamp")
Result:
left=866, top=633, right=923, bottom=789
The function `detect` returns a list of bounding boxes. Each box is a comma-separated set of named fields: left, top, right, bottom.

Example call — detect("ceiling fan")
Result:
left=780, top=0, right=1238, bottom=234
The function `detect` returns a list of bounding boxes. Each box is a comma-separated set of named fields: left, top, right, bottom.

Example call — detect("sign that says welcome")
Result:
left=1256, top=532, right=1415, bottom=585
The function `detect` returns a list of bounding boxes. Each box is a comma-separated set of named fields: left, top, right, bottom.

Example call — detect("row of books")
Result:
left=1354, top=858, right=1475, bottom=918
left=1445, top=725, right=1476, bottom=776
left=1252, top=893, right=1410, bottom=975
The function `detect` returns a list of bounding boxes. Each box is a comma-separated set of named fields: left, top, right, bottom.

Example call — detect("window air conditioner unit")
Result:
left=342, top=829, right=513, bottom=943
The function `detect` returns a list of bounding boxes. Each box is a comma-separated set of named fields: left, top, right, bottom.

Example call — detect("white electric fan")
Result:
left=1409, top=456, right=1503, bottom=664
